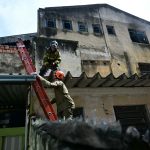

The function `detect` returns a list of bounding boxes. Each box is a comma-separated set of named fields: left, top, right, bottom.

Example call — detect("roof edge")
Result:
left=39, top=3, right=150, bottom=25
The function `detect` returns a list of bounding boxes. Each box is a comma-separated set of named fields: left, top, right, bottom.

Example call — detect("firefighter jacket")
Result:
left=43, top=48, right=61, bottom=67
left=39, top=76, right=75, bottom=113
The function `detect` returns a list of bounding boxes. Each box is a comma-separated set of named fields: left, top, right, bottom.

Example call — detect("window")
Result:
left=78, top=22, right=88, bottom=32
left=106, top=25, right=116, bottom=35
left=62, top=19, right=72, bottom=30
left=114, top=105, right=149, bottom=134
left=138, top=63, right=150, bottom=75
left=92, top=24, right=102, bottom=34
left=47, top=18, right=56, bottom=28
left=128, top=29, right=149, bottom=44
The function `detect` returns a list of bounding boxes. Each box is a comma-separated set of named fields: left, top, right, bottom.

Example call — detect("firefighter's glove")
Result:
left=31, top=72, right=37, bottom=76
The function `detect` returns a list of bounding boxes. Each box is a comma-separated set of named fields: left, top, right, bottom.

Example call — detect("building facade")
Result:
left=37, top=4, right=150, bottom=77
left=0, top=4, right=150, bottom=139
left=35, top=4, right=150, bottom=133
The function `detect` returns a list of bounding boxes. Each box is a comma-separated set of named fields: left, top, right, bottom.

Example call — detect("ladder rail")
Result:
left=16, top=40, right=57, bottom=121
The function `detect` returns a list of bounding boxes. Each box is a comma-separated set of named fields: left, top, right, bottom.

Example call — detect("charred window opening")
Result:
left=92, top=24, right=102, bottom=34
left=78, top=22, right=88, bottom=32
left=106, top=25, right=116, bottom=35
left=114, top=105, right=149, bottom=134
left=128, top=29, right=149, bottom=44
left=47, top=18, right=56, bottom=28
left=62, top=20, right=72, bottom=30
left=138, top=63, right=150, bottom=75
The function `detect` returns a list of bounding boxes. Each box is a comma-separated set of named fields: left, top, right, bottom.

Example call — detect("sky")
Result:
left=0, top=0, right=150, bottom=37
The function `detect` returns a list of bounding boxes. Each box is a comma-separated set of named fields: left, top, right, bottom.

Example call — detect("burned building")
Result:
left=35, top=3, right=150, bottom=131
left=37, top=4, right=150, bottom=77
left=0, top=3, right=150, bottom=150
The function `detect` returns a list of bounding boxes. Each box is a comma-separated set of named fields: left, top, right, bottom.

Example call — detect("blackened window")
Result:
left=62, top=20, right=72, bottom=30
left=78, top=22, right=88, bottom=32
left=138, top=63, right=150, bottom=75
left=47, top=18, right=56, bottom=28
left=128, top=29, right=149, bottom=44
left=114, top=105, right=149, bottom=134
left=92, top=24, right=102, bottom=34
left=106, top=25, right=116, bottom=35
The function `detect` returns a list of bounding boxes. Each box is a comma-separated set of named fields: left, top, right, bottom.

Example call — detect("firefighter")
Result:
left=39, top=40, right=61, bottom=79
left=38, top=70, right=75, bottom=120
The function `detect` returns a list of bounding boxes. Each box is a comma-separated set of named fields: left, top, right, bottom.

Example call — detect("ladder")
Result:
left=16, top=38, right=58, bottom=121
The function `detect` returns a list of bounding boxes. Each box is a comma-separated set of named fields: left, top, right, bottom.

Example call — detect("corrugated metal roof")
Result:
left=0, top=75, right=36, bottom=108
left=63, top=72, right=150, bottom=88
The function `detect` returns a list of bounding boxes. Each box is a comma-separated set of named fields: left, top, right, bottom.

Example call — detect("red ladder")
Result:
left=16, top=39, right=57, bottom=121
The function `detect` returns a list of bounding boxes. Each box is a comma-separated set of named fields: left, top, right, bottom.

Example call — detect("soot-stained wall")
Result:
left=38, top=4, right=150, bottom=77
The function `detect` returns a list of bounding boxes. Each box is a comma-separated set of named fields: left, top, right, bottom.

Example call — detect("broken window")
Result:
left=138, top=63, right=150, bottom=75
left=92, top=24, right=102, bottom=34
left=47, top=18, right=56, bottom=28
left=106, top=25, right=116, bottom=35
left=114, top=105, right=149, bottom=134
left=128, top=29, right=149, bottom=44
left=78, top=22, right=88, bottom=32
left=62, top=19, right=73, bottom=30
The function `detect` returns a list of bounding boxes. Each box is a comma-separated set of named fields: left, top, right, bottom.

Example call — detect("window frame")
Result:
left=138, top=63, right=150, bottom=75
left=78, top=21, right=88, bottom=33
left=114, top=105, right=150, bottom=134
left=106, top=25, right=116, bottom=36
left=47, top=18, right=56, bottom=28
left=62, top=19, right=73, bottom=31
left=92, top=24, right=102, bottom=35
left=128, top=29, right=149, bottom=44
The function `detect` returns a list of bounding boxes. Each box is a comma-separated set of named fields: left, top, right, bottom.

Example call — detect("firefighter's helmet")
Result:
left=50, top=40, right=58, bottom=48
left=55, top=70, right=65, bottom=80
